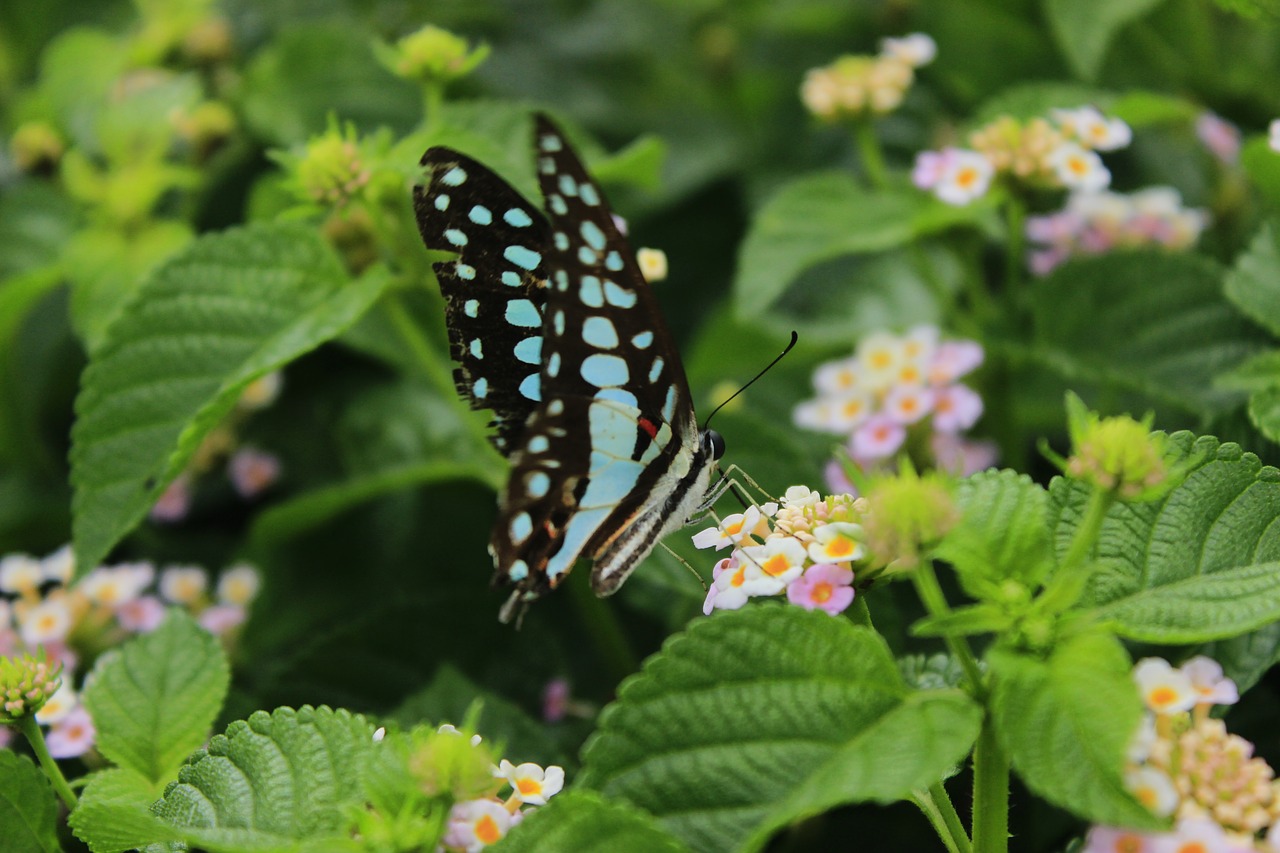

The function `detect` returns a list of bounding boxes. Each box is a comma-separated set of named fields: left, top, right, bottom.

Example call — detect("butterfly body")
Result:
left=414, top=115, right=723, bottom=620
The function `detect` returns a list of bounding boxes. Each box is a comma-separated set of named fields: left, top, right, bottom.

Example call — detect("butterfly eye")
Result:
left=704, top=430, right=726, bottom=461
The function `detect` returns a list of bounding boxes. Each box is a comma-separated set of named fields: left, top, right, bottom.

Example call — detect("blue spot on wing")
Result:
left=504, top=245, right=542, bottom=271
left=505, top=299, right=541, bottom=327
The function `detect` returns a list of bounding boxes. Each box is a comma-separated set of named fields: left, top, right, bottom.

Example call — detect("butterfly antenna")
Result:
left=702, top=331, right=799, bottom=429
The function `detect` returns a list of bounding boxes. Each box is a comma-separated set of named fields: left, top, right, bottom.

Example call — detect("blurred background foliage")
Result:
left=4, top=0, right=1280, bottom=848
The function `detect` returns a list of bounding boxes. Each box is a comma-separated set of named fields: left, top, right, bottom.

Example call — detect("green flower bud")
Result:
left=0, top=654, right=63, bottom=724
left=10, top=121, right=65, bottom=174
left=1060, top=392, right=1171, bottom=501
left=861, top=464, right=958, bottom=574
left=293, top=125, right=371, bottom=208
left=385, top=25, right=489, bottom=85
left=407, top=725, right=501, bottom=801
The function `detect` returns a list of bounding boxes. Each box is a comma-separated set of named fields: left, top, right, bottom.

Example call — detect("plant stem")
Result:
left=1061, top=487, right=1114, bottom=572
left=18, top=715, right=77, bottom=811
left=971, top=714, right=1010, bottom=853
left=911, top=784, right=972, bottom=853
left=1003, top=195, right=1026, bottom=310
left=567, top=570, right=640, bottom=682
left=423, top=82, right=445, bottom=134
left=853, top=120, right=889, bottom=191
left=383, top=292, right=454, bottom=397
left=911, top=561, right=984, bottom=695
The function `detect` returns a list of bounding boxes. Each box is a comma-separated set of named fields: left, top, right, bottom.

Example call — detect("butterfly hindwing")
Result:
left=413, top=149, right=552, bottom=453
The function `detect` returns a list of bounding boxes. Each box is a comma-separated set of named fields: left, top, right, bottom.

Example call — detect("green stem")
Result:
left=971, top=714, right=1010, bottom=853
left=853, top=120, right=889, bottom=191
left=911, top=561, right=984, bottom=695
left=18, top=716, right=77, bottom=811
left=911, top=784, right=972, bottom=853
left=422, top=82, right=445, bottom=134
left=1060, top=487, right=1114, bottom=572
left=567, top=570, right=640, bottom=683
left=1003, top=195, right=1026, bottom=311
left=383, top=292, right=454, bottom=397
left=848, top=592, right=874, bottom=630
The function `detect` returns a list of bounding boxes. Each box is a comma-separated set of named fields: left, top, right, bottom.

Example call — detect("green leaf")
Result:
left=1224, top=220, right=1280, bottom=337
left=912, top=603, right=1016, bottom=638
left=579, top=607, right=982, bottom=853
left=1216, top=350, right=1280, bottom=393
left=83, top=610, right=230, bottom=783
left=1249, top=387, right=1280, bottom=442
left=1242, top=137, right=1280, bottom=209
left=149, top=706, right=376, bottom=851
left=1031, top=252, right=1268, bottom=414
left=1107, top=90, right=1201, bottom=127
left=0, top=751, right=60, bottom=853
left=495, top=791, right=690, bottom=853
left=1044, top=0, right=1169, bottom=81
left=970, top=82, right=1115, bottom=126
left=69, top=768, right=183, bottom=853
left=733, top=173, right=987, bottom=322
left=0, top=181, right=77, bottom=278
left=989, top=630, right=1159, bottom=829
left=935, top=469, right=1053, bottom=599
left=70, top=223, right=390, bottom=575
left=1051, top=432, right=1280, bottom=646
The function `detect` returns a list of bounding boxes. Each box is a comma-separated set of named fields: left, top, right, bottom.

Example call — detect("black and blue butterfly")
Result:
left=414, top=115, right=728, bottom=622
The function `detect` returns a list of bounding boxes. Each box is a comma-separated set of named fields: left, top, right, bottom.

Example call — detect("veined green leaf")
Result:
left=69, top=768, right=183, bottom=853
left=495, top=791, right=690, bottom=853
left=1044, top=0, right=1169, bottom=81
left=0, top=751, right=60, bottom=853
left=1224, top=220, right=1280, bottom=337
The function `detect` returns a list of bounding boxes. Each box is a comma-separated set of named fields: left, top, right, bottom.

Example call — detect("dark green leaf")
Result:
left=1044, top=0, right=1169, bottom=80
left=0, top=751, right=60, bottom=853
left=495, top=790, right=690, bottom=853
left=69, top=768, right=182, bottom=853
left=83, top=610, right=230, bottom=783
left=1224, top=220, right=1280, bottom=337
left=1242, top=137, right=1280, bottom=209
left=1249, top=387, right=1280, bottom=442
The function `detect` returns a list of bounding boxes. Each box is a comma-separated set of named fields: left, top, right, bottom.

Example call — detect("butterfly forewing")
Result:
left=413, top=149, right=552, bottom=453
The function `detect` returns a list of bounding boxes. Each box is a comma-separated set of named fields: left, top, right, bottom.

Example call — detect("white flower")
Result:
left=1124, top=766, right=1178, bottom=817
left=636, top=248, right=668, bottom=282
left=807, top=522, right=865, bottom=564
left=706, top=555, right=786, bottom=611
left=781, top=485, right=821, bottom=508
left=159, top=566, right=208, bottom=605
left=880, top=33, right=937, bottom=68
left=444, top=798, right=512, bottom=852
left=437, top=723, right=483, bottom=746
left=691, top=506, right=770, bottom=551
left=1154, top=818, right=1233, bottom=853
left=933, top=149, right=994, bottom=206
left=740, top=538, right=807, bottom=585
left=882, top=385, right=935, bottom=425
left=856, top=331, right=908, bottom=390
left=1049, top=143, right=1110, bottom=192
left=0, top=554, right=43, bottom=594
left=46, top=706, right=95, bottom=759
left=1270, top=119, right=1280, bottom=153
left=793, top=391, right=875, bottom=434
left=79, top=562, right=155, bottom=609
left=1052, top=106, right=1131, bottom=151
left=1133, top=657, right=1197, bottom=715
left=1179, top=656, right=1239, bottom=707
left=19, top=596, right=73, bottom=645
left=41, top=546, right=74, bottom=584
left=35, top=682, right=77, bottom=725
left=813, top=356, right=861, bottom=394
left=216, top=563, right=261, bottom=606
left=497, top=759, right=565, bottom=806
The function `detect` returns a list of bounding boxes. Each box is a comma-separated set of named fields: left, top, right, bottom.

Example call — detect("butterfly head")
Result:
left=702, top=429, right=726, bottom=463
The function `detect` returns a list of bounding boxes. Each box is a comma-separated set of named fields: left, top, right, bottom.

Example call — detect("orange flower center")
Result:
left=725, top=520, right=744, bottom=536
left=812, top=582, right=833, bottom=603
left=1114, top=834, right=1145, bottom=853
left=730, top=567, right=746, bottom=587
left=475, top=814, right=502, bottom=844
left=1148, top=686, right=1178, bottom=708
left=869, top=351, right=892, bottom=369
left=762, top=555, right=790, bottom=576
left=517, top=778, right=541, bottom=796
left=956, top=166, right=980, bottom=188
left=826, top=538, right=853, bottom=557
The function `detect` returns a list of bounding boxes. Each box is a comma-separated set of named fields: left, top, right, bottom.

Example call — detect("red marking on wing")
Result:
left=638, top=417, right=659, bottom=441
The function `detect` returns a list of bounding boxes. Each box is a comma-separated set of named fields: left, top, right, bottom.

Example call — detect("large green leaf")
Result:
left=70, top=768, right=183, bottom=853
left=495, top=791, right=690, bottom=853
left=1050, top=432, right=1280, bottom=680
left=83, top=610, right=230, bottom=784
left=70, top=222, right=390, bottom=575
left=1031, top=252, right=1268, bottom=414
left=149, top=706, right=376, bottom=852
left=1224, top=220, right=1280, bottom=338
left=0, top=751, right=60, bottom=853
left=578, top=606, right=982, bottom=853
left=1044, top=0, right=1169, bottom=81
left=732, top=173, right=987, bottom=325
left=989, top=630, right=1159, bottom=829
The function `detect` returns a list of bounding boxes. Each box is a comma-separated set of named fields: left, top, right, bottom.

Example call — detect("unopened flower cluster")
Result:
left=151, top=371, right=283, bottom=523
left=1025, top=188, right=1209, bottom=275
left=435, top=725, right=565, bottom=851
left=915, top=106, right=1131, bottom=205
left=801, top=34, right=936, bottom=121
left=792, top=326, right=994, bottom=488
left=693, top=486, right=865, bottom=616
left=0, top=545, right=261, bottom=757
left=1084, top=656, right=1280, bottom=853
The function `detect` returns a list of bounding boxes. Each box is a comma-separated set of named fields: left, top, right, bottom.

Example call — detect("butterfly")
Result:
left=413, top=115, right=727, bottom=622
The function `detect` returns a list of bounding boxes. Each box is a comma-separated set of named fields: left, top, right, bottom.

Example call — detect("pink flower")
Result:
left=787, top=564, right=855, bottom=614
left=931, top=434, right=998, bottom=476
left=150, top=474, right=192, bottom=522
left=1195, top=111, right=1240, bottom=165
left=46, top=706, right=96, bottom=759
left=932, top=384, right=983, bottom=433
left=851, top=414, right=905, bottom=461
left=117, top=595, right=167, bottom=633
left=542, top=678, right=570, bottom=723
left=228, top=448, right=280, bottom=498
left=1082, top=826, right=1157, bottom=853
left=824, top=459, right=857, bottom=497
left=198, top=604, right=246, bottom=635
left=444, top=798, right=512, bottom=851
left=882, top=385, right=935, bottom=425
left=912, top=149, right=952, bottom=190
left=928, top=341, right=984, bottom=385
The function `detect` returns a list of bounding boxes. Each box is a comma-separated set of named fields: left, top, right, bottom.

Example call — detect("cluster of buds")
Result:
left=422, top=725, right=564, bottom=851
left=792, top=326, right=994, bottom=489
left=800, top=33, right=936, bottom=121
left=378, top=24, right=489, bottom=87
left=914, top=106, right=1131, bottom=205
left=693, top=486, right=865, bottom=616
left=1085, top=656, right=1280, bottom=852
left=151, top=371, right=283, bottom=522
left=0, top=544, right=261, bottom=757
left=1051, top=394, right=1174, bottom=502
left=1025, top=187, right=1209, bottom=275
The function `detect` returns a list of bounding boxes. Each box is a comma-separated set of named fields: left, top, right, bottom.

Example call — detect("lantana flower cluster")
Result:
left=0, top=545, right=261, bottom=757
left=151, top=371, right=283, bottom=522
left=800, top=33, right=936, bottom=121
left=692, top=486, right=865, bottom=616
left=437, top=725, right=565, bottom=851
left=914, top=106, right=1131, bottom=205
left=791, top=326, right=994, bottom=490
left=1084, top=656, right=1280, bottom=853
left=1025, top=187, right=1209, bottom=275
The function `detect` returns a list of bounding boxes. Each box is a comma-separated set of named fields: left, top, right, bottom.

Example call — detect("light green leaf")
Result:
left=83, top=610, right=230, bottom=783
left=733, top=173, right=988, bottom=323
left=0, top=751, right=60, bottom=853
left=495, top=791, right=690, bottom=853
left=1224, top=220, right=1280, bottom=337
left=1094, top=562, right=1280, bottom=642
left=1242, top=137, right=1280, bottom=209
left=912, top=603, right=1016, bottom=638
left=69, top=768, right=183, bottom=853
left=1249, top=387, right=1280, bottom=442
left=1044, top=0, right=1169, bottom=81
left=1216, top=350, right=1280, bottom=393
left=70, top=223, right=390, bottom=576
left=1032, top=252, right=1268, bottom=414
left=1108, top=90, right=1201, bottom=126
left=149, top=706, right=376, bottom=852
left=579, top=606, right=981, bottom=853
left=970, top=82, right=1115, bottom=126
left=989, top=630, right=1160, bottom=829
